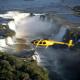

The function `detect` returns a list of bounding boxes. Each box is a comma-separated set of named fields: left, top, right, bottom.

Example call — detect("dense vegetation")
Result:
left=0, top=51, right=48, bottom=80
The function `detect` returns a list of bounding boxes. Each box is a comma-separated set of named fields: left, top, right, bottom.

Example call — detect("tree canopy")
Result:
left=0, top=51, right=49, bottom=80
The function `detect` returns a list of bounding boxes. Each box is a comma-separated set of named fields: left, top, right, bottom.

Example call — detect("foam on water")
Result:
left=33, top=51, right=41, bottom=64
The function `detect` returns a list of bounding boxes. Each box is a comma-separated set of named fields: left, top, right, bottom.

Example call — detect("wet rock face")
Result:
left=0, top=24, right=15, bottom=38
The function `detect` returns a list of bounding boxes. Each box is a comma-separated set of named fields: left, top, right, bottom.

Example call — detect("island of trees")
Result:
left=0, top=51, right=49, bottom=80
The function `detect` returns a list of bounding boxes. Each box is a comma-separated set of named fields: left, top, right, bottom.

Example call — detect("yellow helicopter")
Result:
left=31, top=39, right=74, bottom=48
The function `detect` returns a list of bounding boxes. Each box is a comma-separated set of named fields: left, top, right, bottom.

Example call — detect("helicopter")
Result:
left=31, top=39, right=74, bottom=48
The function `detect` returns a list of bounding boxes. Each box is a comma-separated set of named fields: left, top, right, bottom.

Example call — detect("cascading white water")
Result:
left=0, top=11, right=66, bottom=64
left=0, top=11, right=67, bottom=64
left=0, top=11, right=42, bottom=63
left=0, top=11, right=30, bottom=47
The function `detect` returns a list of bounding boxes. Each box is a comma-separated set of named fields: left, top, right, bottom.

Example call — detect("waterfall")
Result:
left=0, top=11, right=41, bottom=64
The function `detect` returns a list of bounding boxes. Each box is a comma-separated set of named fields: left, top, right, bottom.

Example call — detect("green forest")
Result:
left=0, top=51, right=48, bottom=80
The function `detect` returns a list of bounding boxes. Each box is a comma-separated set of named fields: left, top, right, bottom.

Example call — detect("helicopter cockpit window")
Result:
left=34, top=41, right=38, bottom=44
left=39, top=41, right=42, bottom=44
left=43, top=42, right=46, bottom=44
